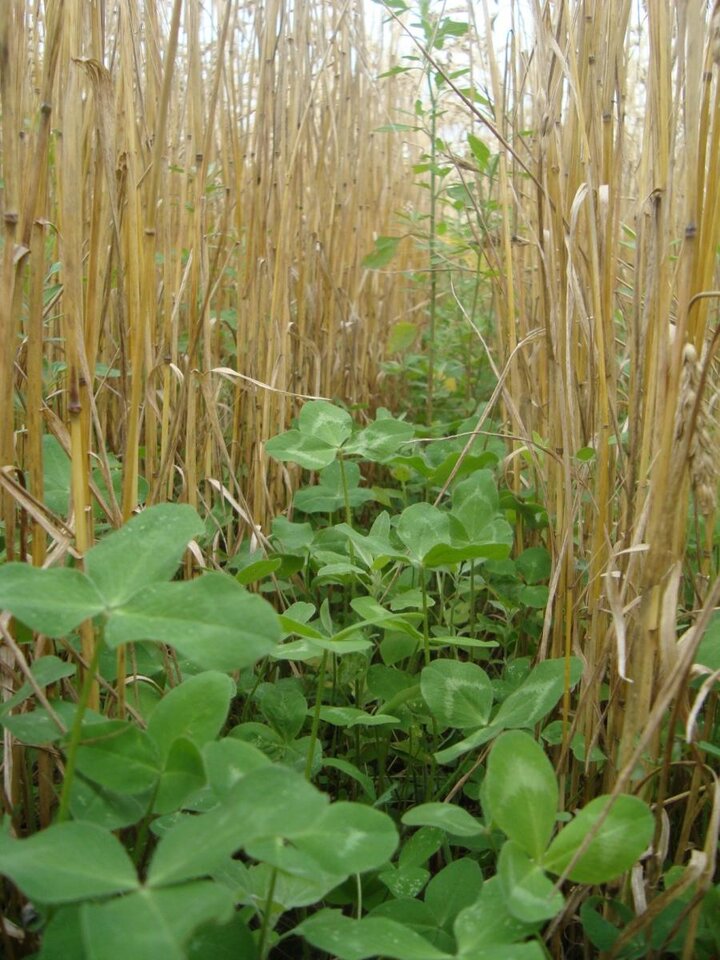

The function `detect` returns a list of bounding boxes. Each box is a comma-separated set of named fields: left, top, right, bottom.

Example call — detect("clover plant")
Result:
left=0, top=401, right=676, bottom=958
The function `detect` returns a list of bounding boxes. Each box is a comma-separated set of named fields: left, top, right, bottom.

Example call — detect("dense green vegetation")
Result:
left=2, top=0, right=720, bottom=957
left=0, top=411, right=680, bottom=959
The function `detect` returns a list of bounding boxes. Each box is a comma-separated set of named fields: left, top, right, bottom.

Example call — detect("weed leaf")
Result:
left=421, top=660, right=493, bottom=729
left=0, top=565, right=104, bottom=636
left=484, top=731, right=558, bottom=859
left=147, top=671, right=235, bottom=759
left=542, top=794, right=654, bottom=883
left=497, top=841, right=563, bottom=922
left=402, top=803, right=484, bottom=837
left=85, top=504, right=204, bottom=607
left=294, top=802, right=398, bottom=874
left=297, top=908, right=453, bottom=960
left=105, top=573, right=280, bottom=672
left=80, top=881, right=233, bottom=960
left=0, top=821, right=138, bottom=903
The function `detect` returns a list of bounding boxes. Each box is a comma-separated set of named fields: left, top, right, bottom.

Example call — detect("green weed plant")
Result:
left=0, top=400, right=705, bottom=959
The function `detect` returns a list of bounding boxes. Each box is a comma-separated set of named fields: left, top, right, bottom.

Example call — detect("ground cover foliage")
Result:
left=1, top=0, right=720, bottom=958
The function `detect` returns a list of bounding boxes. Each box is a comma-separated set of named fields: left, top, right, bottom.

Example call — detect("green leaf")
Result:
left=278, top=613, right=326, bottom=641
left=428, top=635, right=497, bottom=651
left=420, top=660, right=493, bottom=729
left=81, top=881, right=234, bottom=960
left=515, top=547, right=552, bottom=584
left=451, top=471, right=498, bottom=536
left=35, top=907, right=84, bottom=959
left=1, top=699, right=104, bottom=746
left=492, top=658, right=583, bottom=730
left=422, top=537, right=512, bottom=567
left=203, top=738, right=271, bottom=799
left=0, top=565, right=104, bottom=636
left=437, top=17, right=469, bottom=42
left=389, top=588, right=427, bottom=612
left=294, top=485, right=372, bottom=515
left=542, top=794, right=653, bottom=883
left=314, top=561, right=369, bottom=582
left=147, top=671, right=235, bottom=759
left=265, top=429, right=338, bottom=470
left=362, top=236, right=403, bottom=270
left=578, top=897, right=629, bottom=952
left=73, top=720, right=161, bottom=795
left=518, top=585, right=549, bottom=608
left=294, top=802, right=398, bottom=874
left=323, top=758, right=376, bottom=801
left=434, top=726, right=498, bottom=765
left=467, top=133, right=490, bottom=171
left=147, top=766, right=328, bottom=886
left=453, top=878, right=543, bottom=955
left=0, top=821, right=138, bottom=903
left=349, top=596, right=422, bottom=638
left=69, top=779, right=147, bottom=830
left=396, top=502, right=452, bottom=565
left=234, top=557, right=282, bottom=585
left=380, top=864, right=430, bottom=898
left=318, top=706, right=399, bottom=727
left=695, top=612, right=720, bottom=671
left=306, top=460, right=368, bottom=496
left=270, top=517, right=315, bottom=553
left=345, top=418, right=415, bottom=461
left=541, top=721, right=606, bottom=765
left=497, top=841, right=564, bottom=922
left=402, top=803, right=484, bottom=837
left=242, top=860, right=340, bottom=910
left=273, top=635, right=373, bottom=660
left=428, top=452, right=497, bottom=487
left=387, top=322, right=418, bottom=353
left=154, top=737, right=206, bottom=814
left=435, top=658, right=584, bottom=765
left=85, top=504, right=204, bottom=607
left=424, top=858, right=483, bottom=928
left=0, top=655, right=76, bottom=713
left=296, top=909, right=453, bottom=960
left=575, top=446, right=596, bottom=462
left=461, top=943, right=546, bottom=960
left=399, top=826, right=444, bottom=869
left=298, top=400, right=353, bottom=447
left=105, top=573, right=280, bottom=672
left=484, top=731, right=558, bottom=859
left=370, top=901, right=454, bottom=954
left=334, top=515, right=404, bottom=567
left=42, top=434, right=71, bottom=515
left=187, top=913, right=258, bottom=960
left=256, top=678, right=307, bottom=740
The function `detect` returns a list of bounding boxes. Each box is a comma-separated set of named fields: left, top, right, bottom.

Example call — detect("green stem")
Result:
left=57, top=634, right=103, bottom=823
left=258, top=866, right=279, bottom=960
left=337, top=454, right=358, bottom=608
left=382, top=683, right=421, bottom=716
left=337, top=455, right=352, bottom=526
left=305, top=649, right=329, bottom=780
left=134, top=778, right=163, bottom=874
left=421, top=568, right=431, bottom=666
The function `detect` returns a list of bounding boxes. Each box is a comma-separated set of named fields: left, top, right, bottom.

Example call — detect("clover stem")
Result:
left=258, top=866, right=279, bottom=959
left=56, top=630, right=104, bottom=823
left=421, top=567, right=431, bottom=666
left=305, top=649, right=329, bottom=780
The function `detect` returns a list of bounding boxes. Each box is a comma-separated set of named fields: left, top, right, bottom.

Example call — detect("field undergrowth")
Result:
left=1, top=0, right=720, bottom=958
